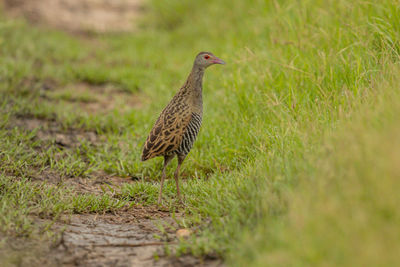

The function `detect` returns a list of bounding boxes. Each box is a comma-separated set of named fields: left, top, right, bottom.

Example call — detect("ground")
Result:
left=3, top=211, right=220, bottom=266
left=1, top=77, right=221, bottom=266
left=1, top=79, right=221, bottom=266
left=0, top=1, right=222, bottom=266
left=2, top=0, right=143, bottom=33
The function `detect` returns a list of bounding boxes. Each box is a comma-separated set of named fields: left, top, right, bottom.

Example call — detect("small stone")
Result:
left=176, top=229, right=192, bottom=238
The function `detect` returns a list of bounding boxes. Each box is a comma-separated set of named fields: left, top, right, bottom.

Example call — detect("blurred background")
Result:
left=1, top=0, right=142, bottom=32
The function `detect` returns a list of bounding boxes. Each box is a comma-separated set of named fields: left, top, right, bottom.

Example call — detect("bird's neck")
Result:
left=186, top=65, right=205, bottom=93
left=180, top=65, right=205, bottom=111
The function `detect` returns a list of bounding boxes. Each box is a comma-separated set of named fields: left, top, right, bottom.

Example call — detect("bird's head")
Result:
left=194, top=52, right=226, bottom=69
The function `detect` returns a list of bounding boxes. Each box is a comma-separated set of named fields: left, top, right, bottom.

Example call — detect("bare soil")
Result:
left=49, top=82, right=144, bottom=114
left=52, top=212, right=221, bottom=267
left=2, top=211, right=222, bottom=267
left=32, top=169, right=137, bottom=195
left=1, top=0, right=143, bottom=33
left=54, top=213, right=173, bottom=267
left=11, top=115, right=101, bottom=148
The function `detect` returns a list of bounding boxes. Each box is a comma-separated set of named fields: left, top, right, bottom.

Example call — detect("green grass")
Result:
left=229, top=67, right=400, bottom=266
left=1, top=0, right=400, bottom=265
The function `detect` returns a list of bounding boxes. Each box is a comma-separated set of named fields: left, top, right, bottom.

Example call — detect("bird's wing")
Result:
left=141, top=102, right=192, bottom=161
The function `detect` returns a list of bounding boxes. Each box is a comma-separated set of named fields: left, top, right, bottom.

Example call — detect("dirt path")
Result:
left=1, top=0, right=143, bottom=33
left=3, top=210, right=221, bottom=267
left=53, top=213, right=220, bottom=267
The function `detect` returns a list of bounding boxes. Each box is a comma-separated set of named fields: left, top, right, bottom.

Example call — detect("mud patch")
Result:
left=11, top=115, right=101, bottom=148
left=60, top=173, right=140, bottom=195
left=1, top=0, right=143, bottom=33
left=51, top=214, right=222, bottom=267
left=25, top=169, right=126, bottom=193
left=46, top=82, right=143, bottom=114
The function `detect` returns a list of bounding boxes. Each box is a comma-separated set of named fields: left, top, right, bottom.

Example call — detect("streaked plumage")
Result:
left=141, top=51, right=225, bottom=204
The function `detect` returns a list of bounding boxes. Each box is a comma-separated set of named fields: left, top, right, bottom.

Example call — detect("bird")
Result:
left=141, top=51, right=225, bottom=204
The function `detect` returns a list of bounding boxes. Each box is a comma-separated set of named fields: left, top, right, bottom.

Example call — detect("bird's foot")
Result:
left=157, top=197, right=164, bottom=207
left=157, top=201, right=169, bottom=211
left=176, top=197, right=185, bottom=207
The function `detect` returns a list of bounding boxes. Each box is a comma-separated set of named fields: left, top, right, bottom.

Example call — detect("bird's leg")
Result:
left=174, top=155, right=185, bottom=203
left=158, top=155, right=173, bottom=205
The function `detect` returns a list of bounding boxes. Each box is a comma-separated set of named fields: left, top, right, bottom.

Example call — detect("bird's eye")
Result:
left=204, top=55, right=210, bottom=59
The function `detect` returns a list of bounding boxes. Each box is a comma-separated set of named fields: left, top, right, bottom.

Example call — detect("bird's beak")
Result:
left=212, top=56, right=226, bottom=65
